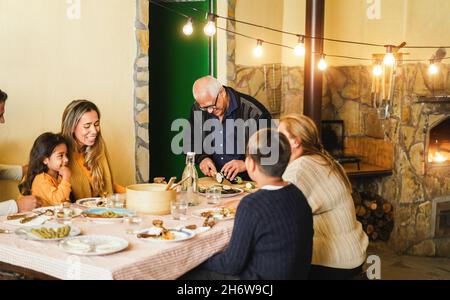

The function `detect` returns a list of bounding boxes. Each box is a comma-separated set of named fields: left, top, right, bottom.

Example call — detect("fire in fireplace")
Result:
left=427, top=116, right=450, bottom=166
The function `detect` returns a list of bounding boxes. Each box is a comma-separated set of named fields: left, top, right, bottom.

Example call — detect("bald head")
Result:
left=192, top=76, right=223, bottom=106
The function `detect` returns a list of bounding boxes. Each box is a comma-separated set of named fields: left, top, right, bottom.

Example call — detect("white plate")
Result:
left=75, top=197, right=103, bottom=209
left=59, top=235, right=129, bottom=256
left=137, top=228, right=196, bottom=243
left=191, top=207, right=236, bottom=220
left=15, top=224, right=81, bottom=241
left=198, top=187, right=244, bottom=198
left=82, top=208, right=135, bottom=224
left=33, top=206, right=83, bottom=217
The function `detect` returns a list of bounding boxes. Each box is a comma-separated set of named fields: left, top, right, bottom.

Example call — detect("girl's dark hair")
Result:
left=0, top=89, right=7, bottom=103
left=19, top=132, right=68, bottom=195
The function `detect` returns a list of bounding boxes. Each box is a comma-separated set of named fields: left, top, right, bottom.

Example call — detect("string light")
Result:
left=373, top=62, right=383, bottom=77
left=318, top=54, right=328, bottom=71
left=253, top=39, right=263, bottom=57
left=383, top=45, right=396, bottom=66
left=183, top=17, right=193, bottom=36
left=148, top=1, right=450, bottom=70
left=294, top=35, right=306, bottom=56
left=204, top=13, right=216, bottom=36
left=428, top=60, right=439, bottom=75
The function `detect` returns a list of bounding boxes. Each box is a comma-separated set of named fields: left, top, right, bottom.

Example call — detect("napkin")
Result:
left=3, top=215, right=52, bottom=227
left=174, top=226, right=211, bottom=235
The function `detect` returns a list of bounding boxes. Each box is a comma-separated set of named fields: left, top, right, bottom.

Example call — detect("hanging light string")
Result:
left=148, top=0, right=450, bottom=64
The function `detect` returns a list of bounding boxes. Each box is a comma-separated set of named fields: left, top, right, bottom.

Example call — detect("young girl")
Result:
left=19, top=132, right=72, bottom=206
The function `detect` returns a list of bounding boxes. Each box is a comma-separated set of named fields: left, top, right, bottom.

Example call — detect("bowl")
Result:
left=126, top=183, right=175, bottom=215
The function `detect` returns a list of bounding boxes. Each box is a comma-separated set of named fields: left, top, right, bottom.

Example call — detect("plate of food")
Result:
left=192, top=207, right=236, bottom=220
left=242, top=182, right=258, bottom=193
left=198, top=185, right=244, bottom=198
left=75, top=197, right=105, bottom=209
left=15, top=224, right=81, bottom=241
left=136, top=227, right=196, bottom=243
left=59, top=235, right=129, bottom=256
left=82, top=208, right=135, bottom=224
left=33, top=206, right=83, bottom=218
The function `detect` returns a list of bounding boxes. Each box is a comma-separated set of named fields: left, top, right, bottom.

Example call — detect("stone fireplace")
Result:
left=226, top=40, right=450, bottom=257
left=432, top=197, right=450, bottom=239
left=426, top=116, right=450, bottom=169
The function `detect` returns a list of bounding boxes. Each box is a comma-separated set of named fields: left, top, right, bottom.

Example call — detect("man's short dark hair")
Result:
left=0, top=89, right=7, bottom=103
left=246, top=128, right=291, bottom=178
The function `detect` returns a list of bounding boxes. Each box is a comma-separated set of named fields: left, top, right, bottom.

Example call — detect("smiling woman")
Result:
left=61, top=100, right=124, bottom=200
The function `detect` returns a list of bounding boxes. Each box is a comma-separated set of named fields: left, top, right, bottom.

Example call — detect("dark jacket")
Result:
left=187, top=86, right=272, bottom=174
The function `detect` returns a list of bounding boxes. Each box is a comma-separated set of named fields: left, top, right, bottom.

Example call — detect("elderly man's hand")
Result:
left=16, top=195, right=42, bottom=212
left=221, top=160, right=246, bottom=181
left=199, top=158, right=217, bottom=177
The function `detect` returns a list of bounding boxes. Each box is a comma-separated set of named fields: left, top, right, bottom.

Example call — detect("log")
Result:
left=371, top=231, right=379, bottom=241
left=352, top=191, right=362, bottom=205
left=356, top=205, right=366, bottom=217
left=383, top=202, right=392, bottom=213
left=366, top=224, right=375, bottom=235
left=369, top=201, right=378, bottom=211
left=379, top=230, right=390, bottom=241
left=384, top=211, right=394, bottom=221
left=374, top=206, right=385, bottom=218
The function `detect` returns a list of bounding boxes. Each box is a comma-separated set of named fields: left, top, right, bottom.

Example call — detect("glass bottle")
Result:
left=181, top=152, right=199, bottom=206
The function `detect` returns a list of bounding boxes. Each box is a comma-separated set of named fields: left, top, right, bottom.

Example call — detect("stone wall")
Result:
left=226, top=2, right=450, bottom=257
left=134, top=0, right=149, bottom=183
left=231, top=62, right=450, bottom=257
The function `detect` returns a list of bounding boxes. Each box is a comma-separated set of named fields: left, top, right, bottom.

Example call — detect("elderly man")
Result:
left=0, top=89, right=41, bottom=215
left=188, top=76, right=272, bottom=181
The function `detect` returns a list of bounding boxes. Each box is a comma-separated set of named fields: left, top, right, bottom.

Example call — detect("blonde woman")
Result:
left=278, top=114, right=368, bottom=280
left=61, top=100, right=124, bottom=200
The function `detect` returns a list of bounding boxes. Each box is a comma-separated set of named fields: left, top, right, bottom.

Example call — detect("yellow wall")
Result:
left=325, top=0, right=450, bottom=66
left=235, top=0, right=284, bottom=65
left=281, top=0, right=306, bottom=66
left=229, top=0, right=450, bottom=67
left=217, top=0, right=228, bottom=84
left=0, top=0, right=136, bottom=200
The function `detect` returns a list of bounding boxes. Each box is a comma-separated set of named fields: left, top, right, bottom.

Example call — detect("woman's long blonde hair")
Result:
left=61, top=100, right=107, bottom=196
left=280, top=114, right=352, bottom=192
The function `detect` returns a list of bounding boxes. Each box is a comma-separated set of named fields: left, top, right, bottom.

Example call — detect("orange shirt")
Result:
left=31, top=173, right=71, bottom=206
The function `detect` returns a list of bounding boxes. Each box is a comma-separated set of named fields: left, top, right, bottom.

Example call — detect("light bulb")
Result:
left=373, top=64, right=383, bottom=77
left=204, top=21, right=216, bottom=36
left=183, top=18, right=193, bottom=36
left=383, top=53, right=395, bottom=66
left=204, top=14, right=216, bottom=36
left=318, top=55, right=327, bottom=71
left=294, top=43, right=306, bottom=56
left=294, top=35, right=305, bottom=56
left=253, top=40, right=263, bottom=57
left=428, top=63, right=438, bottom=75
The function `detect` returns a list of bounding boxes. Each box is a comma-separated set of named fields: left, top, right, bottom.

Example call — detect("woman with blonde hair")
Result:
left=278, top=114, right=368, bottom=280
left=61, top=100, right=124, bottom=200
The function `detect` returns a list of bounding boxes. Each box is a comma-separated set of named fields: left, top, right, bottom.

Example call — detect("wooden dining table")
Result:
left=0, top=192, right=245, bottom=280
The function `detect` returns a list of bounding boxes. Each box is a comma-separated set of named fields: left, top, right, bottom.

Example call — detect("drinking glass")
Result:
left=207, top=186, right=221, bottom=205
left=124, top=216, right=143, bottom=235
left=171, top=200, right=188, bottom=220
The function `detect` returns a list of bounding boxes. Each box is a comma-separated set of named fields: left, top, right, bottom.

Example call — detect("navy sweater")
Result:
left=203, top=184, right=313, bottom=280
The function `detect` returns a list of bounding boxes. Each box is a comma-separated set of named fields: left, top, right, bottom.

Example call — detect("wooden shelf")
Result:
left=344, top=162, right=392, bottom=178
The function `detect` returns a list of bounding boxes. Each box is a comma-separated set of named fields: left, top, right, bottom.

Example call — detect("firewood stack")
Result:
left=353, top=191, right=394, bottom=241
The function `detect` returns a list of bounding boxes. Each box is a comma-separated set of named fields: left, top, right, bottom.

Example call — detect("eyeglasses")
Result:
left=199, top=88, right=222, bottom=112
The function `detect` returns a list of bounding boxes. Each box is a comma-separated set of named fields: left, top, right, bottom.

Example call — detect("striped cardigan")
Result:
left=283, top=155, right=368, bottom=269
